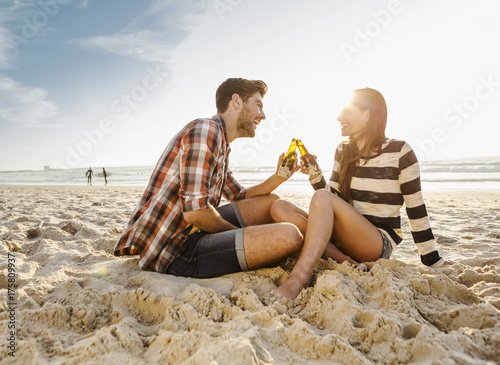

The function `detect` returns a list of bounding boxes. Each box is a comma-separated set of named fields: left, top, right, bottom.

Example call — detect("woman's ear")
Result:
left=363, top=108, right=371, bottom=122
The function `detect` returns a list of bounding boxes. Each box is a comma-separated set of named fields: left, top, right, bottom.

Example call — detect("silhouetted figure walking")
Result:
left=86, top=167, right=94, bottom=186
left=102, top=168, right=108, bottom=186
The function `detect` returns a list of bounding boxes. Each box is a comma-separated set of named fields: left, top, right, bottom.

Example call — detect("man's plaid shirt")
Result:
left=113, top=115, right=246, bottom=272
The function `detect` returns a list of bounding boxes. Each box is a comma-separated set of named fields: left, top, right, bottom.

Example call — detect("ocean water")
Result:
left=1, top=158, right=499, bottom=191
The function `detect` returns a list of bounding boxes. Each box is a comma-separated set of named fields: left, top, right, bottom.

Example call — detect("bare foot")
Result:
left=353, top=263, right=368, bottom=272
left=274, top=275, right=307, bottom=300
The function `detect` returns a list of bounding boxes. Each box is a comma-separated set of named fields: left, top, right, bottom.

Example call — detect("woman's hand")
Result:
left=299, top=156, right=308, bottom=175
left=299, top=154, right=318, bottom=175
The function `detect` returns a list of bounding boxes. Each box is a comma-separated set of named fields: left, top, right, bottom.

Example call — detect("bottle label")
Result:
left=277, top=166, right=292, bottom=179
left=309, top=172, right=324, bottom=184
left=307, top=165, right=322, bottom=180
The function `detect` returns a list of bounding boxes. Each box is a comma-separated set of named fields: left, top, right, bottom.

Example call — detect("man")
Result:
left=102, top=167, right=108, bottom=186
left=114, top=78, right=303, bottom=278
left=86, top=167, right=93, bottom=186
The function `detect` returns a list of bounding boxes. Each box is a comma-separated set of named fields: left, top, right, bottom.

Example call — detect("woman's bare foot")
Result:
left=274, top=275, right=308, bottom=300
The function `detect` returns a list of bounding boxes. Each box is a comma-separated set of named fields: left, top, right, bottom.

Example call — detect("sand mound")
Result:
left=1, top=186, right=499, bottom=364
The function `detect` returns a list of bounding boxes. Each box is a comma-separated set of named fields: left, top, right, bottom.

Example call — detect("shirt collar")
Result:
left=212, top=114, right=229, bottom=147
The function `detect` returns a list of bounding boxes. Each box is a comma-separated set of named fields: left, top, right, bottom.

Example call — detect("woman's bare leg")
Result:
left=275, top=189, right=383, bottom=300
left=271, top=198, right=360, bottom=265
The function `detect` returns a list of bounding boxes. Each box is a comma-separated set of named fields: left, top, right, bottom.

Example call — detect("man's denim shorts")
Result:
left=166, top=202, right=247, bottom=278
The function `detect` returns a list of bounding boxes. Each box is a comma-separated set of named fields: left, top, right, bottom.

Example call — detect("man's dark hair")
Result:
left=216, top=78, right=268, bottom=113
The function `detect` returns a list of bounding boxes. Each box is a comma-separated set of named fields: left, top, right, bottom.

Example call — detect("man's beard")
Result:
left=236, top=105, right=256, bottom=138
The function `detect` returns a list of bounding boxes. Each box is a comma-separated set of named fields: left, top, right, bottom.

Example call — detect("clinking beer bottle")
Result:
left=297, top=139, right=326, bottom=185
left=277, top=138, right=297, bottom=178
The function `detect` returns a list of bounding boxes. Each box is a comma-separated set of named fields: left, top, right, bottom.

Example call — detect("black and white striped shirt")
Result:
left=312, top=139, right=443, bottom=267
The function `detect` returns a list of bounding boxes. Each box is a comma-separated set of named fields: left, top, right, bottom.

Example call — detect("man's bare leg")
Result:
left=234, top=193, right=280, bottom=226
left=323, top=243, right=359, bottom=266
left=275, top=190, right=382, bottom=300
left=233, top=194, right=304, bottom=269
left=243, top=223, right=303, bottom=269
left=270, top=199, right=308, bottom=235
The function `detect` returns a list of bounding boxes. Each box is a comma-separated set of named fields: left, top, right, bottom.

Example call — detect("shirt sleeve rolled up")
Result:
left=179, top=121, right=221, bottom=212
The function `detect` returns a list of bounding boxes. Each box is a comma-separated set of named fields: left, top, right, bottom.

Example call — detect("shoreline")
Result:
left=2, top=183, right=500, bottom=192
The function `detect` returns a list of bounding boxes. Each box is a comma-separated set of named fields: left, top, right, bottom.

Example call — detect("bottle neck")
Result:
left=285, top=140, right=297, bottom=156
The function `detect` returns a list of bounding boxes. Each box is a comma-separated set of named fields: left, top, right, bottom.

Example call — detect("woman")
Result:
left=271, top=87, right=452, bottom=300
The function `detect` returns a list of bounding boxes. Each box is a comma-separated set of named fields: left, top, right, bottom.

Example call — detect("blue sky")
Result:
left=1, top=0, right=499, bottom=171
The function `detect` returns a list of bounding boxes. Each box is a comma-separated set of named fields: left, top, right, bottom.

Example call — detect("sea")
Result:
left=1, top=157, right=499, bottom=192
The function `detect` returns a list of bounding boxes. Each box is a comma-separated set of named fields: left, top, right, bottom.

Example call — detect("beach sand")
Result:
left=0, top=185, right=499, bottom=364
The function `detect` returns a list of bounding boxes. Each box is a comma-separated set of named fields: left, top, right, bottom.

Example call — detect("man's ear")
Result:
left=230, top=93, right=241, bottom=110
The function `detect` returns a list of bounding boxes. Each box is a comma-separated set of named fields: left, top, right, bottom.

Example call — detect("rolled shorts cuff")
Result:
left=228, top=201, right=245, bottom=227
left=227, top=202, right=248, bottom=271
left=234, top=229, right=248, bottom=271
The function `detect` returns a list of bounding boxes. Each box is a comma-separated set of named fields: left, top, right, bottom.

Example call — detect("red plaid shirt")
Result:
left=114, top=115, right=246, bottom=272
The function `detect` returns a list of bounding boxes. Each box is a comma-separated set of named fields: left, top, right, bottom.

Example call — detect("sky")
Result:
left=1, top=0, right=499, bottom=171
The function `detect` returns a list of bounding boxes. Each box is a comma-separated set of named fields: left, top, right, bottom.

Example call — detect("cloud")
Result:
left=72, top=0, right=209, bottom=62
left=77, top=0, right=89, bottom=9
left=0, top=0, right=89, bottom=69
left=0, top=74, right=59, bottom=127
left=0, top=0, right=31, bottom=12
left=73, top=30, right=174, bottom=63
left=0, top=1, right=41, bottom=70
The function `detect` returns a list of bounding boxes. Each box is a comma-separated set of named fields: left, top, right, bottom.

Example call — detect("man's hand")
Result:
left=276, top=152, right=300, bottom=180
left=245, top=153, right=301, bottom=198
left=183, top=206, right=238, bottom=233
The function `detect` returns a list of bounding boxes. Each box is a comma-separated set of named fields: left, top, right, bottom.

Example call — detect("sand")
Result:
left=0, top=185, right=499, bottom=364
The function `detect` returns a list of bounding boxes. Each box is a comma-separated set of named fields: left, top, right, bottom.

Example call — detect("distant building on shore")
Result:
left=44, top=165, right=51, bottom=171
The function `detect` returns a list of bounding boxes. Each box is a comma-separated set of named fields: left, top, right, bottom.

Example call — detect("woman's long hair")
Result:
left=338, top=88, right=388, bottom=203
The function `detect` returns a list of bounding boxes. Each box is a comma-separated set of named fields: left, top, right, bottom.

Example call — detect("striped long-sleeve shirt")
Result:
left=312, top=139, right=443, bottom=267
left=114, top=115, right=246, bottom=272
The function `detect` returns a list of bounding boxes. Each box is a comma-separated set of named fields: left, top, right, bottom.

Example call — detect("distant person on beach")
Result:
left=271, top=88, right=453, bottom=300
left=114, top=78, right=304, bottom=278
left=86, top=167, right=93, bottom=186
left=102, top=168, right=108, bottom=186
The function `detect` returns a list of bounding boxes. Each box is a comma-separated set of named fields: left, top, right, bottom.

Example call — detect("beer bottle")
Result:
left=277, top=138, right=297, bottom=178
left=297, top=139, right=326, bottom=185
